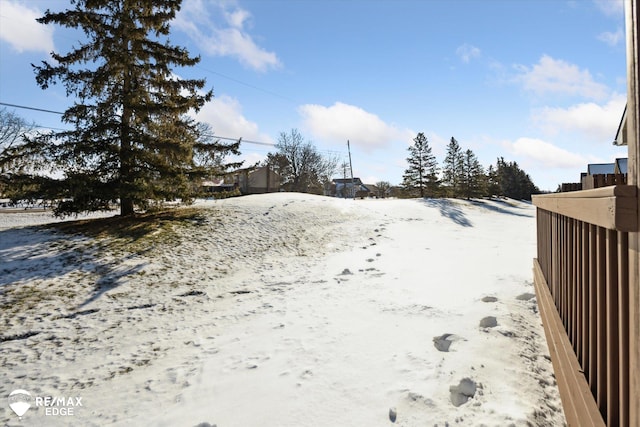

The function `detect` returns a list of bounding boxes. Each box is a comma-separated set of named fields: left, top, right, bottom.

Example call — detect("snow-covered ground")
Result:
left=0, top=193, right=565, bottom=426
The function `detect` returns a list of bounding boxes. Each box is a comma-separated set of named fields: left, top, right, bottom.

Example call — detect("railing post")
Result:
left=624, top=0, right=640, bottom=424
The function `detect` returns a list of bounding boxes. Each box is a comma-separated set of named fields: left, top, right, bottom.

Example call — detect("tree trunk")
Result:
left=120, top=58, right=134, bottom=216
left=120, top=197, right=134, bottom=216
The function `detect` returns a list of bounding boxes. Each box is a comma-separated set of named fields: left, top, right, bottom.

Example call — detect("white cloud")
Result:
left=0, top=0, right=54, bottom=53
left=194, top=94, right=273, bottom=168
left=174, top=0, right=281, bottom=72
left=598, top=28, right=624, bottom=46
left=594, top=0, right=624, bottom=17
left=514, top=55, right=609, bottom=100
left=225, top=8, right=251, bottom=29
left=298, top=102, right=414, bottom=152
left=531, top=93, right=625, bottom=142
left=505, top=137, right=590, bottom=169
left=456, top=43, right=481, bottom=63
left=195, top=94, right=273, bottom=143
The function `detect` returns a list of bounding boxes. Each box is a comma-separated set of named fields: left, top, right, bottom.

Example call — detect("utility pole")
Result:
left=347, top=140, right=355, bottom=199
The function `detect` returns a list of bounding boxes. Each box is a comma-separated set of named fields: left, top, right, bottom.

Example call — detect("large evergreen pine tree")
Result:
left=442, top=137, right=464, bottom=197
left=460, top=149, right=484, bottom=199
left=402, top=132, right=438, bottom=197
left=486, top=164, right=501, bottom=197
left=0, top=0, right=238, bottom=216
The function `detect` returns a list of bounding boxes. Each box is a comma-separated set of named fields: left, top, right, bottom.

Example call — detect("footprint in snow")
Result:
left=432, top=334, right=464, bottom=352
left=388, top=407, right=397, bottom=423
left=479, top=316, right=498, bottom=328
left=449, top=378, right=477, bottom=407
left=516, top=292, right=536, bottom=301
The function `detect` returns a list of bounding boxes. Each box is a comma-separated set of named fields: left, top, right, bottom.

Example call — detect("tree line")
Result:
left=401, top=133, right=540, bottom=200
left=0, top=1, right=540, bottom=215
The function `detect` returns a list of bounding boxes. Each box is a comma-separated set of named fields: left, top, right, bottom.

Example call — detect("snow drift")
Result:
left=0, top=193, right=565, bottom=426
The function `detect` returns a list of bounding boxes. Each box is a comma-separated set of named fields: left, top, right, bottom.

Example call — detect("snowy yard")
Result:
left=0, top=193, right=565, bottom=426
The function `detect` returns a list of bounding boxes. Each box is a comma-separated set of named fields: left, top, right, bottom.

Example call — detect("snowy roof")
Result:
left=616, top=157, right=628, bottom=174
left=587, top=163, right=615, bottom=175
left=332, top=178, right=363, bottom=185
left=201, top=178, right=227, bottom=187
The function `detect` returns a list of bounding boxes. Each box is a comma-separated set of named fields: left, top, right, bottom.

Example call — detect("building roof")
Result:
left=202, top=178, right=225, bottom=187
left=616, top=157, right=628, bottom=174
left=587, top=163, right=615, bottom=175
left=614, top=104, right=627, bottom=146
left=333, top=178, right=363, bottom=185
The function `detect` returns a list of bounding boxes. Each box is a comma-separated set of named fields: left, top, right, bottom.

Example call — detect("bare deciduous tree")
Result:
left=0, top=108, right=36, bottom=158
left=271, top=129, right=338, bottom=193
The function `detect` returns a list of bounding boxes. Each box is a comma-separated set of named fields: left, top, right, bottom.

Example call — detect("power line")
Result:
left=196, top=66, right=296, bottom=104
left=0, top=102, right=64, bottom=115
left=0, top=101, right=345, bottom=156
left=0, top=101, right=278, bottom=146
left=213, top=135, right=275, bottom=147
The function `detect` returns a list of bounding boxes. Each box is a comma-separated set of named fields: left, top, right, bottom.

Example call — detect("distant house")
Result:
left=235, top=166, right=281, bottom=194
left=580, top=159, right=628, bottom=190
left=201, top=177, right=236, bottom=194
left=325, top=178, right=371, bottom=198
left=365, top=184, right=380, bottom=198
left=364, top=183, right=392, bottom=198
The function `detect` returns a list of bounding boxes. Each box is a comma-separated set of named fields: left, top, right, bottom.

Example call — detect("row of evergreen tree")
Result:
left=402, top=133, right=540, bottom=200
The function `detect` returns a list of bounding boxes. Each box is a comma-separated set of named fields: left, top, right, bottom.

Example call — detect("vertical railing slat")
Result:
left=576, top=220, right=583, bottom=361
left=606, top=229, right=619, bottom=426
left=571, top=219, right=580, bottom=352
left=596, top=226, right=607, bottom=413
left=589, top=223, right=598, bottom=393
left=581, top=221, right=590, bottom=371
left=563, top=216, right=569, bottom=329
left=618, top=230, right=630, bottom=427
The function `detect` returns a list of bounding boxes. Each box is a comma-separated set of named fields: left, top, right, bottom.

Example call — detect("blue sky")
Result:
left=0, top=0, right=629, bottom=191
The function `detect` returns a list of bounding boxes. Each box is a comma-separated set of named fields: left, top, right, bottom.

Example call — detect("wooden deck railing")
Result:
left=532, top=186, right=638, bottom=426
left=561, top=173, right=629, bottom=193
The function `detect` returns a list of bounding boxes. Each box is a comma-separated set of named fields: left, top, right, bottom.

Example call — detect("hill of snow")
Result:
left=0, top=193, right=565, bottom=426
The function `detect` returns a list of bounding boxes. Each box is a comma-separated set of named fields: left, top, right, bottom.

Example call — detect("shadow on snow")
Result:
left=0, top=224, right=147, bottom=310
left=417, top=197, right=534, bottom=227
left=418, top=199, right=473, bottom=227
